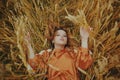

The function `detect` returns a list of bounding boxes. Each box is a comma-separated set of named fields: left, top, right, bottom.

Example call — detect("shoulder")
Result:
left=66, top=47, right=93, bottom=55
left=38, top=49, right=52, bottom=55
left=65, top=47, right=78, bottom=54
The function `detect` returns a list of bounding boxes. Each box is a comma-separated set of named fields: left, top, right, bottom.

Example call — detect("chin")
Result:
left=58, top=43, right=66, bottom=46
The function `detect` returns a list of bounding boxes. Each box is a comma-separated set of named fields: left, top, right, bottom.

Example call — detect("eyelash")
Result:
left=56, top=34, right=67, bottom=37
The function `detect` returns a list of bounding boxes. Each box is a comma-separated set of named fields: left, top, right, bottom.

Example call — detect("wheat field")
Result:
left=0, top=0, right=120, bottom=80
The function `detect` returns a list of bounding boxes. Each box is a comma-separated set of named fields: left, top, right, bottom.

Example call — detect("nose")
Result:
left=61, top=35, right=64, bottom=38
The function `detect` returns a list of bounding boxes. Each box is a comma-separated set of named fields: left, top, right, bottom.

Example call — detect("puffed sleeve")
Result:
left=28, top=49, right=51, bottom=71
left=76, top=47, right=93, bottom=70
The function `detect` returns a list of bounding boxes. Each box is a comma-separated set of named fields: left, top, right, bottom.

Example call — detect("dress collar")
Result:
left=52, top=48, right=66, bottom=58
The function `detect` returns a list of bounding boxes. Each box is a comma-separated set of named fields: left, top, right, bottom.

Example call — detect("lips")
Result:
left=60, top=38, right=64, bottom=41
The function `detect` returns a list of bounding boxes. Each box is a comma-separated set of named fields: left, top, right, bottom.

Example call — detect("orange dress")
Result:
left=28, top=47, right=93, bottom=80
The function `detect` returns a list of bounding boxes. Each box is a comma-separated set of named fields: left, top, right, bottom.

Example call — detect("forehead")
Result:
left=55, top=30, right=67, bottom=34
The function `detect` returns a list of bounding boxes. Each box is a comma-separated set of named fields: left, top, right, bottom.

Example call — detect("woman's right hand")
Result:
left=24, top=32, right=35, bottom=58
left=24, top=32, right=32, bottom=47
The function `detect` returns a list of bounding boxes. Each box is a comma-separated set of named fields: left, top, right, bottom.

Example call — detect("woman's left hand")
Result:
left=80, top=27, right=90, bottom=40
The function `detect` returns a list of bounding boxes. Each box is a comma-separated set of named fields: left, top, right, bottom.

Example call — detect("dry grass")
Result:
left=0, top=0, right=120, bottom=80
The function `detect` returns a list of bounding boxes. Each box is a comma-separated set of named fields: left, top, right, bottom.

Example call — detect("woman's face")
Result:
left=53, top=30, right=67, bottom=46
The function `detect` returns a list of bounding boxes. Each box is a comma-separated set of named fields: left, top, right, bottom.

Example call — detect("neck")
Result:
left=54, top=44, right=65, bottom=50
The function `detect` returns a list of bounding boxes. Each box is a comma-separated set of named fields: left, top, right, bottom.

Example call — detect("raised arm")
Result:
left=80, top=27, right=89, bottom=48
left=24, top=32, right=35, bottom=59
left=75, top=27, right=92, bottom=70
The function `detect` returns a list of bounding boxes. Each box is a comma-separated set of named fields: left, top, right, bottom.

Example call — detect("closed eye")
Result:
left=63, top=35, right=67, bottom=37
left=56, top=34, right=60, bottom=36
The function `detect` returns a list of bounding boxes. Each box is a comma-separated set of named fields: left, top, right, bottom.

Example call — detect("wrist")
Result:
left=81, top=37, right=88, bottom=41
left=81, top=38, right=88, bottom=48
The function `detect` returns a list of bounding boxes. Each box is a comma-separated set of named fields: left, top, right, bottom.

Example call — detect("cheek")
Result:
left=65, top=38, right=67, bottom=42
left=53, top=37, right=59, bottom=42
left=64, top=37, right=68, bottom=44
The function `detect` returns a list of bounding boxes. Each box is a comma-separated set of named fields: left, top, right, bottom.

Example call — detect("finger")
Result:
left=26, top=32, right=31, bottom=39
left=80, top=27, right=85, bottom=34
left=80, top=27, right=86, bottom=31
left=27, top=32, right=30, bottom=36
